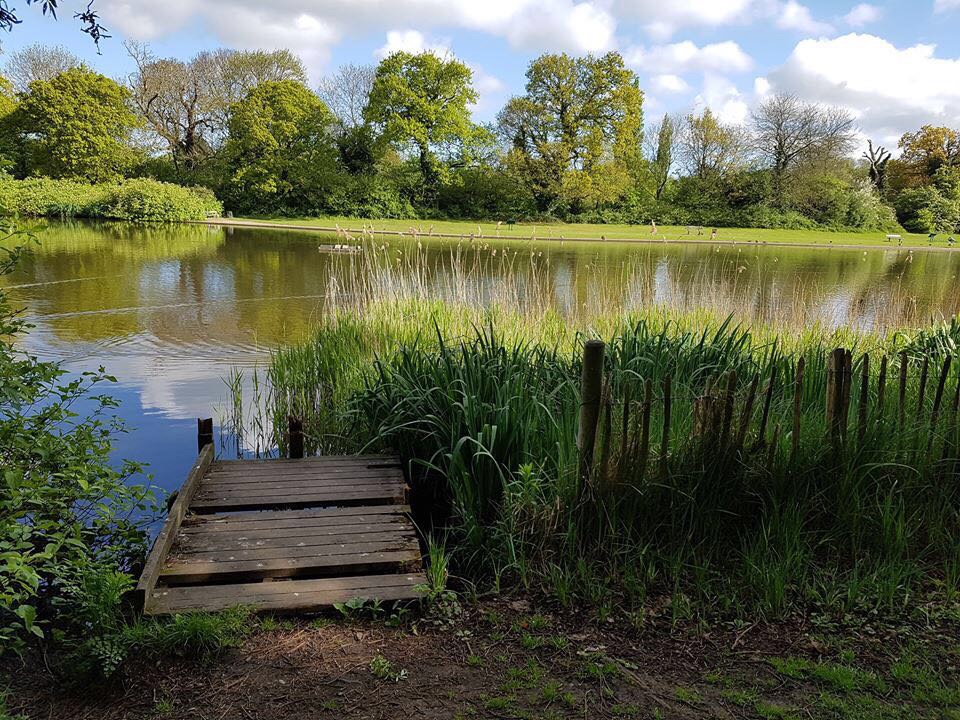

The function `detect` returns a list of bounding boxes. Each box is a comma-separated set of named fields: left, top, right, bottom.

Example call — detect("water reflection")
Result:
left=2, top=220, right=959, bottom=493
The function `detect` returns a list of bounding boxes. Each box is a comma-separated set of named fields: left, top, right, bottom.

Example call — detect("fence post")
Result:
left=197, top=417, right=213, bottom=454
left=288, top=416, right=304, bottom=459
left=578, top=340, right=605, bottom=482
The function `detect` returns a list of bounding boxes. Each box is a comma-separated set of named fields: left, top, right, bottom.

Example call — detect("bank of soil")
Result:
left=8, top=597, right=960, bottom=719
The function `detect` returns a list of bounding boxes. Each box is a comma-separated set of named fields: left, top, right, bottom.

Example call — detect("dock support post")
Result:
left=288, top=416, right=304, bottom=459
left=197, top=417, right=213, bottom=453
left=578, top=340, right=605, bottom=482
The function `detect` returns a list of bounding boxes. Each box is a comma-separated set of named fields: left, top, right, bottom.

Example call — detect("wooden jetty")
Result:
left=137, top=419, right=425, bottom=615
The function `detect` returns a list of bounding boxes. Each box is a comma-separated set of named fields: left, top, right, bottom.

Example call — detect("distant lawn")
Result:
left=220, top=215, right=954, bottom=249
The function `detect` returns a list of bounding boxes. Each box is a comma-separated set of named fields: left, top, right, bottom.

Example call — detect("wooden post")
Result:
left=197, top=417, right=213, bottom=454
left=659, top=375, right=672, bottom=480
left=288, top=416, right=304, bottom=459
left=857, top=353, right=870, bottom=445
left=792, top=358, right=805, bottom=457
left=578, top=340, right=605, bottom=481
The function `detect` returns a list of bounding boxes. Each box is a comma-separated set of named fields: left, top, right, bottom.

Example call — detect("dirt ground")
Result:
left=7, top=596, right=960, bottom=719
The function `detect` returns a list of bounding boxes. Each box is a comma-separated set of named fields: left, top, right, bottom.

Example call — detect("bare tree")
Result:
left=125, top=42, right=307, bottom=173
left=751, top=93, right=857, bottom=204
left=678, top=108, right=747, bottom=180
left=4, top=43, right=81, bottom=93
left=862, top=139, right=891, bottom=189
left=317, top=63, right=375, bottom=128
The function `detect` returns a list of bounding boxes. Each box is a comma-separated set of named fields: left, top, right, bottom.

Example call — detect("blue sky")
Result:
left=3, top=0, right=959, bottom=147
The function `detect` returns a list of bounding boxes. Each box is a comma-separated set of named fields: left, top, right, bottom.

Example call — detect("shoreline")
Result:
left=195, top=217, right=960, bottom=254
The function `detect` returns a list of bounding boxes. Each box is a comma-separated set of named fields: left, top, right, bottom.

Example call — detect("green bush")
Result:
left=97, top=179, right=222, bottom=222
left=0, top=176, right=221, bottom=222
left=0, top=227, right=158, bottom=655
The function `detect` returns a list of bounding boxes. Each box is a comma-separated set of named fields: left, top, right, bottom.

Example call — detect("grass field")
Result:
left=221, top=215, right=957, bottom=250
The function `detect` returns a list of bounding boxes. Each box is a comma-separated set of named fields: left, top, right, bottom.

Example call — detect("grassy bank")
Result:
left=222, top=215, right=954, bottom=249
left=222, top=281, right=960, bottom=621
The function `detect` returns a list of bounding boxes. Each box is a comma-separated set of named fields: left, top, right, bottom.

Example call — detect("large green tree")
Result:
left=497, top=52, right=643, bottom=213
left=365, top=51, right=478, bottom=204
left=222, top=80, right=339, bottom=214
left=16, top=67, right=138, bottom=182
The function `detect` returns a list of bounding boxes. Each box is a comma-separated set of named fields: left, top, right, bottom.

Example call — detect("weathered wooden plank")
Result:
left=202, top=474, right=404, bottom=490
left=170, top=536, right=420, bottom=564
left=204, top=466, right=405, bottom=482
left=181, top=506, right=410, bottom=532
left=135, top=443, right=214, bottom=609
left=190, top=488, right=405, bottom=512
left=211, top=455, right=399, bottom=470
left=158, top=548, right=421, bottom=584
left=145, top=573, right=427, bottom=615
left=195, top=482, right=403, bottom=501
left=180, top=518, right=411, bottom=541
left=177, top=526, right=415, bottom=552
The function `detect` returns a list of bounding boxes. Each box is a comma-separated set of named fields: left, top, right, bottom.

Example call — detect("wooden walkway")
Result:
left=137, top=435, right=425, bottom=615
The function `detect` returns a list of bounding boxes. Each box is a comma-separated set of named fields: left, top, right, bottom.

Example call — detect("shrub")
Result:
left=0, top=226, right=158, bottom=655
left=0, top=176, right=221, bottom=222
left=96, top=179, right=222, bottom=222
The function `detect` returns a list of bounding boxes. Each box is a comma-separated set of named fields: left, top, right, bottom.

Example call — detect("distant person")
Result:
left=949, top=236, right=957, bottom=246
left=651, top=220, right=657, bottom=235
left=928, top=233, right=937, bottom=244
left=711, top=228, right=718, bottom=240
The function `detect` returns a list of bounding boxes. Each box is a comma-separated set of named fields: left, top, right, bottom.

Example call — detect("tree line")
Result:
left=1, top=42, right=958, bottom=233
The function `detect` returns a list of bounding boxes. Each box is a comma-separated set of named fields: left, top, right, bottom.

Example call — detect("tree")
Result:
left=862, top=139, right=891, bottom=190
left=365, top=51, right=477, bottom=204
left=16, top=67, right=138, bottom=182
left=646, top=113, right=677, bottom=200
left=4, top=43, right=81, bottom=93
left=222, top=80, right=339, bottom=214
left=125, top=43, right=306, bottom=176
left=892, top=125, right=960, bottom=187
left=318, top=63, right=376, bottom=129
left=497, top=52, right=643, bottom=212
left=679, top=109, right=746, bottom=180
left=0, top=76, right=17, bottom=173
left=751, top=93, right=856, bottom=206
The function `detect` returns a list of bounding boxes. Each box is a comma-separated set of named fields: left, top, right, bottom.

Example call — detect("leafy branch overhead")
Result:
left=0, top=0, right=109, bottom=48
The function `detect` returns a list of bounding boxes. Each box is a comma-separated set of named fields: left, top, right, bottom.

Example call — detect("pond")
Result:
left=4, top=220, right=960, bottom=496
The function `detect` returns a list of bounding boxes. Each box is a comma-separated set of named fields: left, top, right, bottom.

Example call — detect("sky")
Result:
left=3, top=0, right=960, bottom=150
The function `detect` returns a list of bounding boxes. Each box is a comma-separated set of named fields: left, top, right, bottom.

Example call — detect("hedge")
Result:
left=0, top=176, right=222, bottom=222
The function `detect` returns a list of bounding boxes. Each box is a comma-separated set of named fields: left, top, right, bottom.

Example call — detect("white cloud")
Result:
left=934, top=0, right=960, bottom=11
left=651, top=74, right=690, bottom=93
left=776, top=0, right=834, bottom=34
left=626, top=40, right=753, bottom=75
left=375, top=30, right=450, bottom=59
left=843, top=3, right=882, bottom=27
left=753, top=76, right=771, bottom=96
left=694, top=74, right=749, bottom=124
left=613, top=0, right=755, bottom=40
left=766, top=33, right=960, bottom=144
left=98, top=0, right=617, bottom=77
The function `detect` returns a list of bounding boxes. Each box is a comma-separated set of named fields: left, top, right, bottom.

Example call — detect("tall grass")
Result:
left=229, top=246, right=960, bottom=618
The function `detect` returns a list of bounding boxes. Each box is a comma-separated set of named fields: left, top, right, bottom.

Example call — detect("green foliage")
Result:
left=263, top=298, right=960, bottom=618
left=0, top=227, right=158, bottom=654
left=895, top=185, right=960, bottom=233
left=15, top=67, right=139, bottom=182
left=223, top=80, right=339, bottom=214
left=0, top=176, right=220, bottom=221
left=366, top=51, right=478, bottom=204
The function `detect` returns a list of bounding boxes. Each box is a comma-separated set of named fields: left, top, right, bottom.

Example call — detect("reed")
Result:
left=225, top=246, right=960, bottom=618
